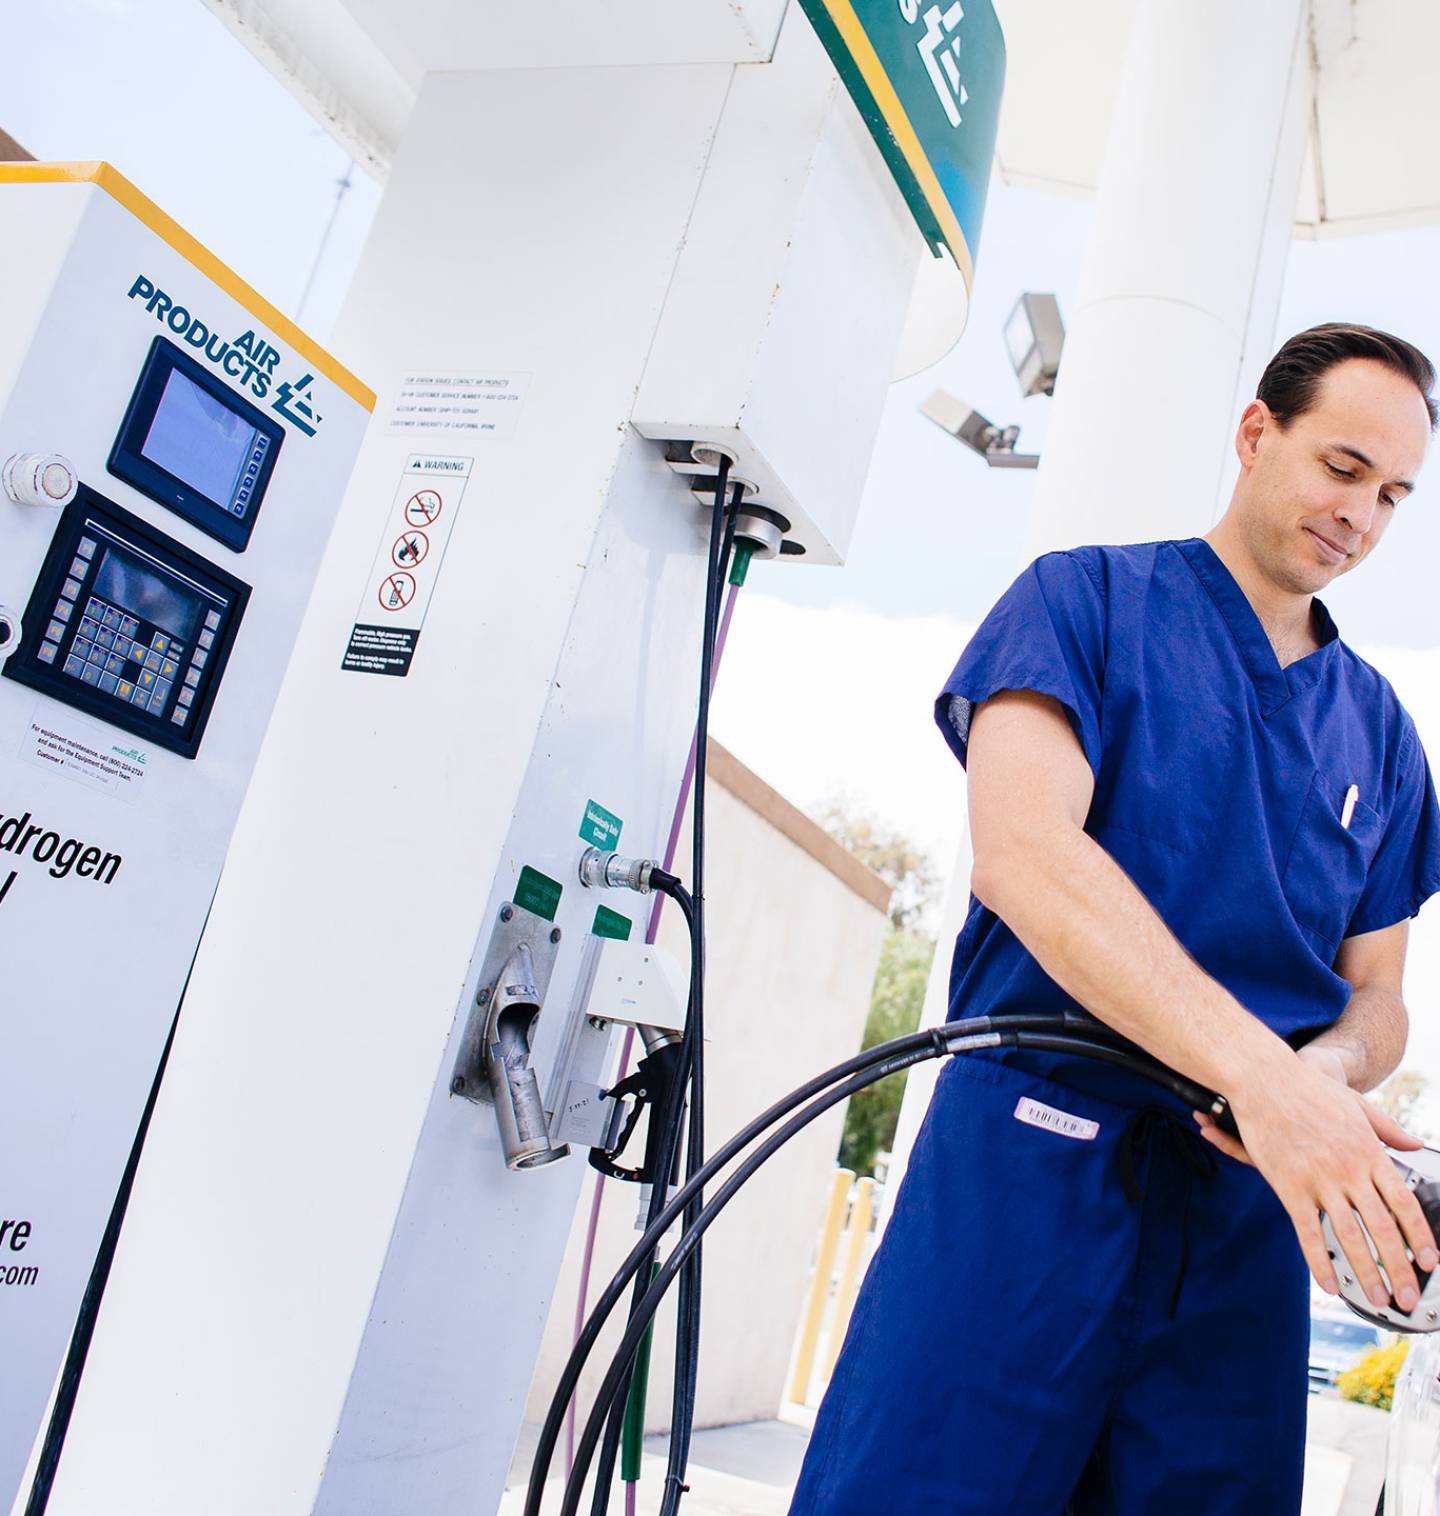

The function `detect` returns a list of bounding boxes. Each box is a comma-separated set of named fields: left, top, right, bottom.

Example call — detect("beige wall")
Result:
left=522, top=740, right=889, bottom=1435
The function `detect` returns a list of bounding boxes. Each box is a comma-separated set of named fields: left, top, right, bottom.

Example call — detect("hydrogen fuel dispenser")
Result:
left=0, top=162, right=372, bottom=1511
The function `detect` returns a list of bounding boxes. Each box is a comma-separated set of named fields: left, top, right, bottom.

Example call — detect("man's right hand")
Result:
left=1197, top=1048, right=1438, bottom=1311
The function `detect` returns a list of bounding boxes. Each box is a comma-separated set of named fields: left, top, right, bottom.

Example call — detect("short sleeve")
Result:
left=1347, top=721, right=1440, bottom=938
left=934, top=550, right=1107, bottom=775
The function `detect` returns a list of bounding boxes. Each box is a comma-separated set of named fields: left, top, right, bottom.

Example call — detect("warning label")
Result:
left=19, top=710, right=149, bottom=801
left=342, top=454, right=473, bottom=677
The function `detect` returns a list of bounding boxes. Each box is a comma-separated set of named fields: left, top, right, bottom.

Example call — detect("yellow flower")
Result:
left=1337, top=1340, right=1410, bottom=1413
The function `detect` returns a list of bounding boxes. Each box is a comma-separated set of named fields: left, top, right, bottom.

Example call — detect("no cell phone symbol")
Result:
left=392, top=530, right=430, bottom=569
left=379, top=572, right=417, bottom=612
left=404, top=489, right=443, bottom=529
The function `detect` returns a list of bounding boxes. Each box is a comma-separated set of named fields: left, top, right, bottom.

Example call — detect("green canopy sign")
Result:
left=799, top=0, right=1006, bottom=285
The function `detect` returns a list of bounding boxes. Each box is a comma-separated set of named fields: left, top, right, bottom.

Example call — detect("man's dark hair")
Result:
left=1259, top=322, right=1438, bottom=431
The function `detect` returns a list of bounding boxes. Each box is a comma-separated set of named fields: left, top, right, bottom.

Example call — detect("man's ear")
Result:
left=1235, top=399, right=1270, bottom=470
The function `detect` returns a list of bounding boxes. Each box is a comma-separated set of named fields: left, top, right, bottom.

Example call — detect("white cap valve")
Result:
left=3, top=452, right=78, bottom=509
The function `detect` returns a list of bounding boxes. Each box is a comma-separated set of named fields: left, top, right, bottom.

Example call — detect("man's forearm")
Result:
left=1303, top=985, right=1408, bottom=1094
left=972, top=819, right=1291, bottom=1102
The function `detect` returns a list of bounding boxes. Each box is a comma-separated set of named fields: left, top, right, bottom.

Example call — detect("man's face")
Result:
left=1235, top=357, right=1431, bottom=595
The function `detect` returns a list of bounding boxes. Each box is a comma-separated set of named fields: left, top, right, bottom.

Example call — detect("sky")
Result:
left=8, top=0, right=1440, bottom=1101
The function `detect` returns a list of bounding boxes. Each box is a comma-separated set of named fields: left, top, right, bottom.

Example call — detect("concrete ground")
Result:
left=504, top=1393, right=1389, bottom=1515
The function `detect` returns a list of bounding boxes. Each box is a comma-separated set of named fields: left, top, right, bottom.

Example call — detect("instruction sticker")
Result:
left=514, top=865, right=563, bottom=922
left=341, top=454, right=472, bottom=677
left=388, top=371, right=528, bottom=439
left=592, top=905, right=633, bottom=941
left=19, top=709, right=149, bottom=801
left=579, top=800, right=623, bottom=852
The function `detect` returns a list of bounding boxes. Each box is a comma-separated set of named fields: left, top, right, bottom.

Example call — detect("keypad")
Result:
left=50, top=580, right=203, bottom=722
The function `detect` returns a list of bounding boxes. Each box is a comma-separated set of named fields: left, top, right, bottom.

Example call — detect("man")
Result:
left=787, top=325, right=1440, bottom=1514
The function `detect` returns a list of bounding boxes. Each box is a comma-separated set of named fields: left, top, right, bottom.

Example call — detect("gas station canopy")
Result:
left=995, top=0, right=1440, bottom=238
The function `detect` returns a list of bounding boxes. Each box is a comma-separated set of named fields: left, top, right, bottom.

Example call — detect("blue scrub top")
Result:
left=937, top=538, right=1440, bottom=1045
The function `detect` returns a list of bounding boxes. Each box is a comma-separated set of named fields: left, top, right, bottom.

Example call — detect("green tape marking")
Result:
left=513, top=865, right=563, bottom=922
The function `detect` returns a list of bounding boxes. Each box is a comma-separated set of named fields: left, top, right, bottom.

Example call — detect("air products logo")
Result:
left=126, top=275, right=324, bottom=437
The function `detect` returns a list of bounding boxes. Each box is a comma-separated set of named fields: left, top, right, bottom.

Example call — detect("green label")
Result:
left=579, top=799, right=623, bottom=852
left=592, top=904, right=633, bottom=941
left=796, top=0, right=1005, bottom=274
left=513, top=865, right=563, bottom=922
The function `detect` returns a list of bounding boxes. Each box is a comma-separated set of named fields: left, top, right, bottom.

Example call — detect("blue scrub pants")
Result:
left=788, top=1051, right=1310, bottom=1515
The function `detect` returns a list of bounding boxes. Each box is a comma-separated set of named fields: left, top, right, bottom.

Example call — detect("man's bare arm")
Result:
left=1302, top=923, right=1410, bottom=1093
left=966, top=689, right=1436, bottom=1306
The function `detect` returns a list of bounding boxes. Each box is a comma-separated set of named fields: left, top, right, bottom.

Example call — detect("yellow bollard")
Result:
left=820, top=1177, right=876, bottom=1383
left=787, top=1168, right=855, bottom=1405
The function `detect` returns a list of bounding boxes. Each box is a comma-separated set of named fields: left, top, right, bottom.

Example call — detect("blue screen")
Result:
left=92, top=543, right=207, bottom=644
left=140, top=369, right=258, bottom=512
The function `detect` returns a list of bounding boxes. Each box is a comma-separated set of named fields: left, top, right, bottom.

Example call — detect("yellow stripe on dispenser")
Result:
left=0, top=161, right=375, bottom=412
left=813, top=0, right=975, bottom=287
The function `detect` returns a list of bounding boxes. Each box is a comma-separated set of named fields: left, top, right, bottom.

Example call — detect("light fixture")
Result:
left=1004, top=292, right=1065, bottom=399
left=920, top=391, right=1039, bottom=469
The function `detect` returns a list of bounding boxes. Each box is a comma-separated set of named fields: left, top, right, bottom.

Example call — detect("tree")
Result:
left=812, top=800, right=943, bottom=1175
left=810, top=799, right=941, bottom=932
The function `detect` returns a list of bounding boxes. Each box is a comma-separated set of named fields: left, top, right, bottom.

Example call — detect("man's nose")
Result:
left=1335, top=496, right=1375, bottom=538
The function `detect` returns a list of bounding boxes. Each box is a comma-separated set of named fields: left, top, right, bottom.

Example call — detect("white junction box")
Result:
left=0, top=162, right=372, bottom=1514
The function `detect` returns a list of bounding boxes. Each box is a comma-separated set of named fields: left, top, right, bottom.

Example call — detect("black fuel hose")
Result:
left=524, top=1012, right=1221, bottom=1515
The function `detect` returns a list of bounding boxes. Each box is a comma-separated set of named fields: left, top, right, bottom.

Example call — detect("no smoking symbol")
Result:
left=392, top=530, right=429, bottom=568
left=379, top=572, right=416, bottom=612
left=404, top=490, right=442, bottom=528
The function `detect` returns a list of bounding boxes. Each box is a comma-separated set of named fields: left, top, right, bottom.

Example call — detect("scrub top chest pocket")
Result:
left=1282, top=772, right=1384, bottom=949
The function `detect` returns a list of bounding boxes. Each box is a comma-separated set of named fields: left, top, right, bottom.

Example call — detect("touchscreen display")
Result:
left=140, top=369, right=258, bottom=508
left=92, top=543, right=206, bottom=645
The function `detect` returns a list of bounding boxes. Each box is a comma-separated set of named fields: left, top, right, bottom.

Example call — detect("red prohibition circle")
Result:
left=392, top=529, right=430, bottom=569
left=404, top=490, right=443, bottom=528
left=378, top=572, right=416, bottom=612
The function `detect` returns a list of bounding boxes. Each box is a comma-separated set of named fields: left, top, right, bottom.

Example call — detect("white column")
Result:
left=886, top=0, right=1314, bottom=1203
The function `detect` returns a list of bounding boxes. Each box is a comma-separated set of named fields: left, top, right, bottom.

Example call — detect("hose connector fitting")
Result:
left=578, top=846, right=658, bottom=894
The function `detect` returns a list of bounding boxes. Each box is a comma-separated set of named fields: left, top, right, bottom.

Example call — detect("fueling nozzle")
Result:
left=1325, top=1145, right=1440, bottom=1332
left=478, top=942, right=569, bottom=1171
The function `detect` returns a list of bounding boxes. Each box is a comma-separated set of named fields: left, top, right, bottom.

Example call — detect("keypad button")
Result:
left=154, top=677, right=172, bottom=703
left=36, top=643, right=57, bottom=665
left=159, top=657, right=178, bottom=679
left=191, top=649, right=208, bottom=670
left=177, top=686, right=194, bottom=708
left=151, top=632, right=169, bottom=653
left=95, top=628, right=115, bottom=650
left=120, top=616, right=139, bottom=639
left=79, top=662, right=100, bottom=686
left=170, top=707, right=188, bottom=726
left=72, top=637, right=93, bottom=661
left=86, top=597, right=102, bottom=618
left=102, top=609, right=121, bottom=631
left=52, top=601, right=73, bottom=624
left=63, top=655, right=84, bottom=678
left=79, top=616, right=99, bottom=639
left=130, top=684, right=150, bottom=707
left=86, top=645, right=106, bottom=667
left=78, top=538, right=97, bottom=559
left=143, top=650, right=160, bottom=672
left=137, top=668, right=157, bottom=690
left=204, top=609, right=221, bottom=631
left=115, top=679, right=134, bottom=701
left=46, top=619, right=66, bottom=641
left=198, top=629, right=215, bottom=651
left=69, top=557, right=89, bottom=579
left=61, top=577, right=82, bottom=601
left=183, top=667, right=201, bottom=689
left=98, top=671, right=118, bottom=694
left=148, top=688, right=168, bottom=714
left=104, top=652, right=125, bottom=675
left=111, top=637, right=130, bottom=661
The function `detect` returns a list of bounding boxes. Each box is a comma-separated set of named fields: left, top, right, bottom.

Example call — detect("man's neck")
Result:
left=1202, top=521, right=1320, bottom=668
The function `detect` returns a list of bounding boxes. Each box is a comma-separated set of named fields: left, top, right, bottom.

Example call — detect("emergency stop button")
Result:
left=3, top=451, right=77, bottom=509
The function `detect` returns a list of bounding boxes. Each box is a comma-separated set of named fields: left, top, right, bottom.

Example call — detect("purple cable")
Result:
left=564, top=581, right=742, bottom=1484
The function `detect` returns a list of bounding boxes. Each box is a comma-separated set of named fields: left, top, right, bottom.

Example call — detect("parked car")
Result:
left=1310, top=1306, right=1387, bottom=1391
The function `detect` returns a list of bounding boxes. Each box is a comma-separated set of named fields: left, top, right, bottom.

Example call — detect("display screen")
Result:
left=92, top=542, right=207, bottom=645
left=140, top=369, right=258, bottom=509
